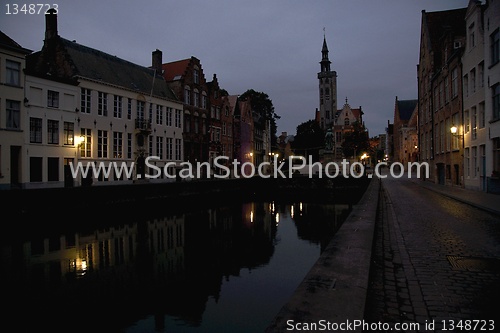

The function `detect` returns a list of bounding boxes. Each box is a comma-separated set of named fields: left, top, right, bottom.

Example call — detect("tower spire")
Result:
left=320, top=33, right=331, bottom=72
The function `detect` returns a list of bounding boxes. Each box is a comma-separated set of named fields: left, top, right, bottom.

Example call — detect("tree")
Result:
left=239, top=89, right=280, bottom=150
left=291, top=119, right=325, bottom=162
left=341, top=121, right=370, bottom=159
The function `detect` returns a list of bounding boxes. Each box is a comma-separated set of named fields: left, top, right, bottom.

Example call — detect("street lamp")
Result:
left=450, top=125, right=463, bottom=137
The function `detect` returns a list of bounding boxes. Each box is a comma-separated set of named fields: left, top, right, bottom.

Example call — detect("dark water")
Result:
left=2, top=199, right=352, bottom=333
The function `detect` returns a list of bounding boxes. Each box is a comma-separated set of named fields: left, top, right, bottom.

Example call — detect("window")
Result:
left=47, top=119, right=59, bottom=144
left=156, top=105, right=163, bottom=125
left=445, top=76, right=449, bottom=103
left=434, top=86, right=439, bottom=110
left=184, top=88, right=191, bottom=105
left=493, top=138, right=500, bottom=175
left=127, top=98, right=132, bottom=119
left=30, top=117, right=42, bottom=143
left=465, top=148, right=470, bottom=177
left=127, top=133, right=132, bottom=159
left=463, top=74, right=469, bottom=98
left=6, top=100, right=20, bottom=129
left=98, top=92, right=107, bottom=116
left=493, top=84, right=500, bottom=120
left=48, top=157, right=59, bottom=182
left=30, top=157, right=43, bottom=182
left=469, top=23, right=475, bottom=49
left=465, top=110, right=470, bottom=133
left=81, top=129, right=92, bottom=158
left=479, top=102, right=485, bottom=128
left=193, top=69, right=199, bottom=84
left=202, top=94, right=207, bottom=109
left=175, top=138, right=181, bottom=160
left=440, top=121, right=444, bottom=153
left=64, top=122, right=74, bottom=145
left=479, top=62, right=484, bottom=88
left=193, top=91, right=199, bottom=107
left=148, top=136, right=153, bottom=157
left=6, top=60, right=21, bottom=86
left=471, top=107, right=477, bottom=140
left=472, top=146, right=477, bottom=178
left=81, top=88, right=91, bottom=114
left=47, top=90, right=59, bottom=108
left=185, top=115, right=190, bottom=133
left=136, top=100, right=145, bottom=119
left=451, top=68, right=458, bottom=98
left=166, top=107, right=172, bottom=126
left=97, top=130, right=108, bottom=158
left=344, top=118, right=349, bottom=125
left=175, top=109, right=181, bottom=128
left=445, top=118, right=451, bottom=152
left=471, top=68, right=476, bottom=94
left=166, top=137, right=173, bottom=160
left=114, top=95, right=122, bottom=118
left=491, top=29, right=499, bottom=66
left=156, top=136, right=163, bottom=159
left=452, top=113, right=460, bottom=150
left=439, top=81, right=443, bottom=107
left=113, top=132, right=123, bottom=158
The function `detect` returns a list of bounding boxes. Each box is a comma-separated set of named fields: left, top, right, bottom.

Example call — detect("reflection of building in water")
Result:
left=287, top=201, right=352, bottom=251
left=148, top=215, right=185, bottom=278
left=6, top=214, right=185, bottom=283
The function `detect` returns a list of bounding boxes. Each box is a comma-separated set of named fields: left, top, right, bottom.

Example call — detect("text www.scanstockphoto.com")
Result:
left=68, top=155, right=430, bottom=180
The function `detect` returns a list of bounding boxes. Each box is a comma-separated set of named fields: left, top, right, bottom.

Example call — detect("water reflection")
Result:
left=2, top=200, right=351, bottom=333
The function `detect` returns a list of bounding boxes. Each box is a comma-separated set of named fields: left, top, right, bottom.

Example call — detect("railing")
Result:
left=135, top=118, right=151, bottom=131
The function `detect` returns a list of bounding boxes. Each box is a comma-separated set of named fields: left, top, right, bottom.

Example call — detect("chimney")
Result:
left=45, top=8, right=58, bottom=41
left=152, top=49, right=163, bottom=75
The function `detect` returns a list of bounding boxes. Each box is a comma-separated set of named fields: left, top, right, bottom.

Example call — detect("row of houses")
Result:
left=389, top=0, right=499, bottom=194
left=0, top=9, right=272, bottom=189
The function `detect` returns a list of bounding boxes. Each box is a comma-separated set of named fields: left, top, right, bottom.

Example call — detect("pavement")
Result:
left=409, top=176, right=500, bottom=217
left=266, top=172, right=500, bottom=333
left=365, top=172, right=500, bottom=332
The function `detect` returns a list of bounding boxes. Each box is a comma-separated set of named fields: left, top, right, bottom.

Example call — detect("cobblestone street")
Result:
left=364, top=174, right=500, bottom=332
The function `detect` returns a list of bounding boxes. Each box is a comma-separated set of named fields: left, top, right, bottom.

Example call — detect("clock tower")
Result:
left=317, top=35, right=337, bottom=130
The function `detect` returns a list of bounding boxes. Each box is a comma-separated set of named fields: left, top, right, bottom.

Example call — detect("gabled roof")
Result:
left=0, top=30, right=32, bottom=54
left=396, top=99, right=418, bottom=121
left=162, top=59, right=191, bottom=81
left=336, top=101, right=363, bottom=122
left=225, top=95, right=239, bottom=116
left=422, top=7, right=467, bottom=66
left=26, top=37, right=178, bottom=100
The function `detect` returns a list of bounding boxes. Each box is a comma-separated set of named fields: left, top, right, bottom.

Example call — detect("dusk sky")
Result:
left=2, top=0, right=470, bottom=137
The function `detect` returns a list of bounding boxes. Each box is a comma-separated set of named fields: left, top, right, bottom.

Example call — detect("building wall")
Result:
left=0, top=40, right=30, bottom=189
left=484, top=0, right=500, bottom=193
left=22, top=76, right=184, bottom=188
left=463, top=1, right=488, bottom=191
left=418, top=8, right=466, bottom=186
left=23, top=75, right=79, bottom=188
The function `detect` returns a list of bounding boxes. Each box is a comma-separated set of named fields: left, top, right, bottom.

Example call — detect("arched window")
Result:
left=344, top=118, right=350, bottom=125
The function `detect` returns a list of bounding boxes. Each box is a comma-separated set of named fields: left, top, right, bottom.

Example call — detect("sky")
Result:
left=1, top=0, right=470, bottom=138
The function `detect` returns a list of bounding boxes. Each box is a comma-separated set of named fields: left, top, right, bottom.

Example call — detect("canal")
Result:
left=1, top=177, right=369, bottom=333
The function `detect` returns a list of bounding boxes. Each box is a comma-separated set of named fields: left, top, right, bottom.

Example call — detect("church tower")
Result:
left=317, top=35, right=337, bottom=130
